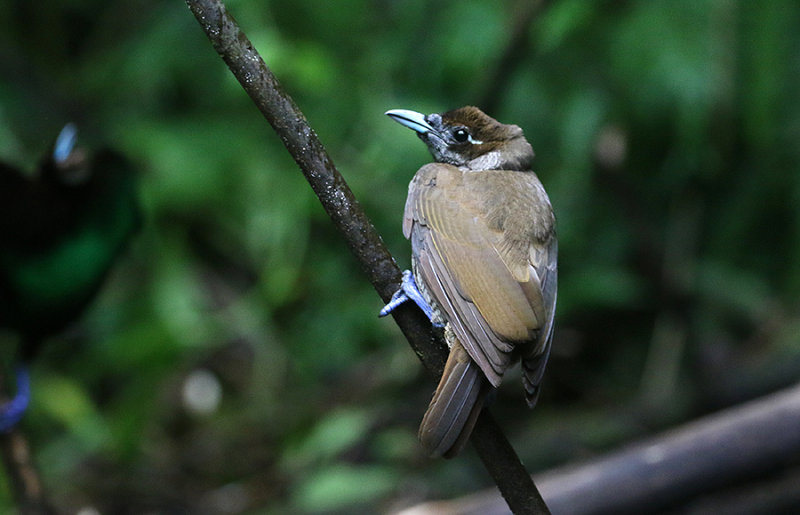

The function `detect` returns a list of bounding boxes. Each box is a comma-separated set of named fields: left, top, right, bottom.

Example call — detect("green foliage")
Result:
left=1, top=0, right=800, bottom=512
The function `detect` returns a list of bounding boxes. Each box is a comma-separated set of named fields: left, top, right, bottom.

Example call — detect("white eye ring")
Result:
left=452, top=127, right=483, bottom=145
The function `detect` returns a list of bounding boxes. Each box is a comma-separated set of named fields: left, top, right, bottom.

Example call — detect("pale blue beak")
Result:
left=385, top=109, right=434, bottom=134
left=53, top=123, right=78, bottom=164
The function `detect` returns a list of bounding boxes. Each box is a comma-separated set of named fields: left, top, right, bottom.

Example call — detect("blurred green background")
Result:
left=1, top=0, right=800, bottom=513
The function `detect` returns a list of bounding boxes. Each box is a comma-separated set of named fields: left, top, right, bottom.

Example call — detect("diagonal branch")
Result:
left=184, top=1, right=550, bottom=513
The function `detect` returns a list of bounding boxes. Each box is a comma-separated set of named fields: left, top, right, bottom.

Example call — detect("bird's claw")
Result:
left=379, top=270, right=443, bottom=327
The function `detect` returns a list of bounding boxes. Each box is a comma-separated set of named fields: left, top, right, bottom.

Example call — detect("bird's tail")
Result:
left=418, top=339, right=486, bottom=458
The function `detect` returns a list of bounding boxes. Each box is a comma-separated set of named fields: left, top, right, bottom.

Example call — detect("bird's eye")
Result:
left=452, top=128, right=470, bottom=143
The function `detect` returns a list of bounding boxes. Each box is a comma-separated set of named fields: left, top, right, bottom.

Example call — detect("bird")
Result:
left=380, top=106, right=557, bottom=458
left=0, top=123, right=140, bottom=431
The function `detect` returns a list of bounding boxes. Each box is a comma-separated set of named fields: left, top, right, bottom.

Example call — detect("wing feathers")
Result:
left=416, top=237, right=510, bottom=385
left=407, top=163, right=556, bottom=401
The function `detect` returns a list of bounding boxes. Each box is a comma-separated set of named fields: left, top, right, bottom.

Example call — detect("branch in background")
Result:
left=477, top=0, right=547, bottom=114
left=397, top=381, right=800, bottom=515
left=183, top=0, right=550, bottom=513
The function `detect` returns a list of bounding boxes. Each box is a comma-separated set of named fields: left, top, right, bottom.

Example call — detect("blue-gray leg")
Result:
left=0, top=365, right=31, bottom=433
left=379, top=270, right=443, bottom=327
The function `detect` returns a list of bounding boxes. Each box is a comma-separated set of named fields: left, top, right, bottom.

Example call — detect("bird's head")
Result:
left=386, top=106, right=534, bottom=171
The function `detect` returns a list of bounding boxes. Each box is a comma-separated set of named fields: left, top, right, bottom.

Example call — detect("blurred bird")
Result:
left=0, top=124, right=140, bottom=431
left=381, top=106, right=557, bottom=457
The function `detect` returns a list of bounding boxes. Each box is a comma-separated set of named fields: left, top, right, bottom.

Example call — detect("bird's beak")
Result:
left=385, top=109, right=434, bottom=134
left=53, top=123, right=78, bottom=164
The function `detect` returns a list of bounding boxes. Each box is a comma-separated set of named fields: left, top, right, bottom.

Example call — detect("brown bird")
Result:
left=380, top=106, right=557, bottom=458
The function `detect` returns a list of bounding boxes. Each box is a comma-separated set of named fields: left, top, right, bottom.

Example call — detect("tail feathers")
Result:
left=522, top=368, right=542, bottom=408
left=522, top=342, right=553, bottom=408
left=418, top=340, right=486, bottom=458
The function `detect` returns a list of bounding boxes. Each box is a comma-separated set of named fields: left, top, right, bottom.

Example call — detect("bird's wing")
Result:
left=521, top=238, right=557, bottom=405
left=406, top=164, right=556, bottom=387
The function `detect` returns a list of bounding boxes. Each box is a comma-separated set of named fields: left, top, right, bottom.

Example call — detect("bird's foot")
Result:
left=0, top=365, right=30, bottom=433
left=379, top=270, right=443, bottom=327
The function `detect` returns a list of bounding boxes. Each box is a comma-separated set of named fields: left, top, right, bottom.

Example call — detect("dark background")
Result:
left=1, top=0, right=799, bottom=513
